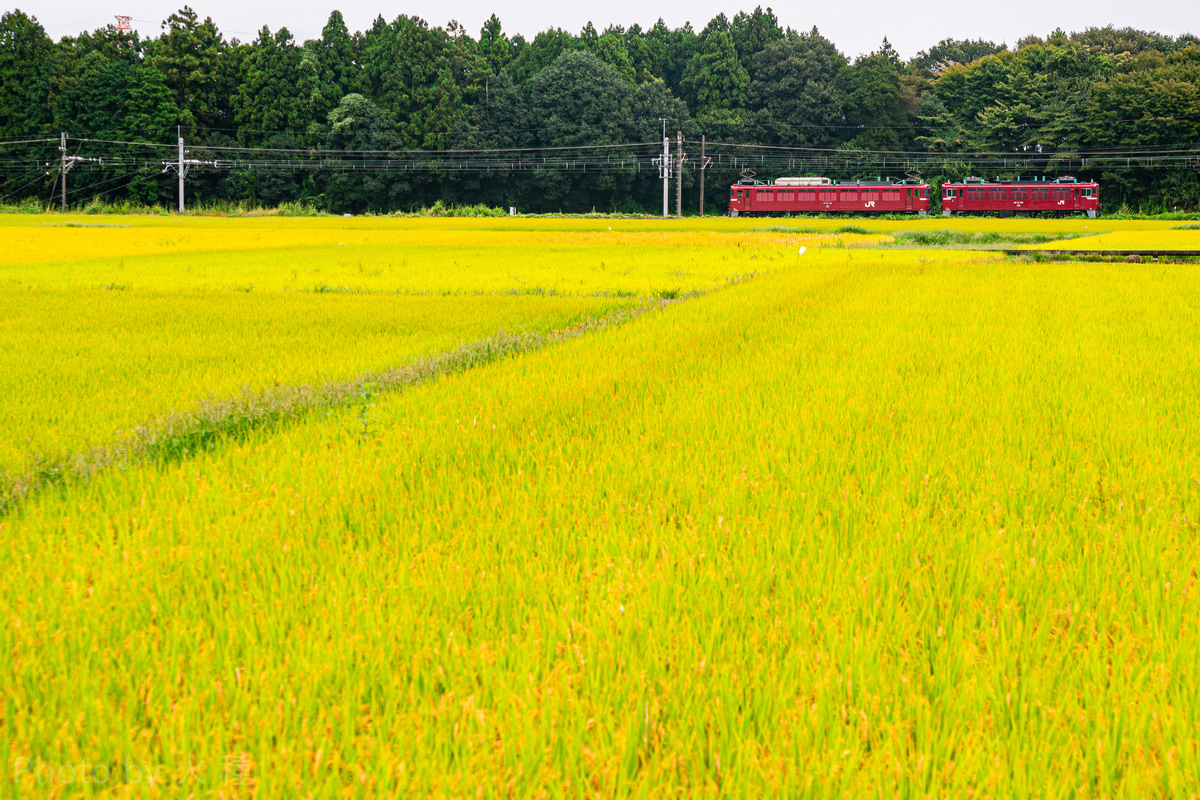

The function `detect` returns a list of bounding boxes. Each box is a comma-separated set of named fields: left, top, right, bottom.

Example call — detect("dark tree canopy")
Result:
left=1, top=7, right=1196, bottom=212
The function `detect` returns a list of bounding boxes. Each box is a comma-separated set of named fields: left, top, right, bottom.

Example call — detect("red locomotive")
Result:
left=728, top=177, right=931, bottom=216
left=940, top=176, right=1100, bottom=218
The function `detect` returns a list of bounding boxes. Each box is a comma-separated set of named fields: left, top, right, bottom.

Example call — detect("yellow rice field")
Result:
left=1030, top=229, right=1200, bottom=250
left=0, top=212, right=1197, bottom=797
left=3, top=215, right=887, bottom=295
left=0, top=289, right=630, bottom=476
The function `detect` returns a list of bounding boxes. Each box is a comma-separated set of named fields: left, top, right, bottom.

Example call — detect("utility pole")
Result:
left=699, top=136, right=712, bottom=217
left=60, top=132, right=67, bottom=212
left=662, top=133, right=669, bottom=218
left=178, top=128, right=185, bottom=212
left=675, top=131, right=686, bottom=218
left=163, top=129, right=222, bottom=213
left=656, top=119, right=671, bottom=218
left=57, top=133, right=102, bottom=211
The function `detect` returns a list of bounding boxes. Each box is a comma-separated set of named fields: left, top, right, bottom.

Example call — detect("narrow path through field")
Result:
left=1, top=299, right=671, bottom=518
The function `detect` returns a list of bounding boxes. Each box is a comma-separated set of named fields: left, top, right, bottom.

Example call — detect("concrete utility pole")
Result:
left=57, top=132, right=102, bottom=211
left=661, top=131, right=670, bottom=218
left=675, top=130, right=686, bottom=218
left=163, top=129, right=221, bottom=213
left=178, top=129, right=185, bottom=212
left=699, top=136, right=712, bottom=217
left=60, top=132, right=67, bottom=212
left=653, top=118, right=672, bottom=218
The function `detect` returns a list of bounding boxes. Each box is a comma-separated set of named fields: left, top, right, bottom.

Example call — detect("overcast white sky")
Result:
left=14, top=0, right=1197, bottom=61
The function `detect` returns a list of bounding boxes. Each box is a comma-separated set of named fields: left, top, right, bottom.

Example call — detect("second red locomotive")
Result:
left=941, top=176, right=1100, bottom=217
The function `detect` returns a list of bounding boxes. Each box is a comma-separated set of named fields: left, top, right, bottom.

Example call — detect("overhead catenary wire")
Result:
left=690, top=138, right=1200, bottom=174
left=0, top=172, right=51, bottom=203
left=2, top=132, right=1197, bottom=208
left=7, top=137, right=1198, bottom=166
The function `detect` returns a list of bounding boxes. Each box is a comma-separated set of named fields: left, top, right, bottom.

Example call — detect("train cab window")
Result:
left=921, top=187, right=929, bottom=196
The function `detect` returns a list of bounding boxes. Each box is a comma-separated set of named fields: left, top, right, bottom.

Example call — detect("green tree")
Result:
left=317, top=93, right=405, bottom=212
left=234, top=27, right=325, bottom=143
left=56, top=31, right=177, bottom=135
left=312, top=10, right=360, bottom=107
left=597, top=33, right=635, bottom=83
left=908, top=38, right=1006, bottom=74
left=358, top=15, right=402, bottom=101
left=377, top=18, right=472, bottom=148
left=747, top=28, right=846, bottom=147
left=147, top=7, right=229, bottom=136
left=0, top=10, right=53, bottom=137
left=730, top=6, right=783, bottom=82
left=661, top=22, right=699, bottom=98
left=838, top=39, right=910, bottom=150
left=579, top=22, right=599, bottom=52
left=681, top=30, right=750, bottom=119
left=1085, top=45, right=1200, bottom=148
left=509, top=28, right=576, bottom=84
left=527, top=50, right=638, bottom=210
left=700, top=14, right=731, bottom=37
left=479, top=14, right=516, bottom=75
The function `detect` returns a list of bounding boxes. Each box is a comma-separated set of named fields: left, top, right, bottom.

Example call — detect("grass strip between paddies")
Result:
left=0, top=300, right=666, bottom=517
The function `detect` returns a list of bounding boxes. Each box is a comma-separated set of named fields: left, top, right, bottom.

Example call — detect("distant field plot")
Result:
left=1028, top=229, right=1200, bottom=250
left=1, top=215, right=880, bottom=296
left=4, top=233, right=1197, bottom=795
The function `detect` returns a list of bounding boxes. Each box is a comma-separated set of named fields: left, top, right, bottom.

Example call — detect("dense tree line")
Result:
left=1, top=6, right=1197, bottom=212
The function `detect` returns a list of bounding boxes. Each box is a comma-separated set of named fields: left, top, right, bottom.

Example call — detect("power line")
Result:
left=4, top=131, right=1196, bottom=209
